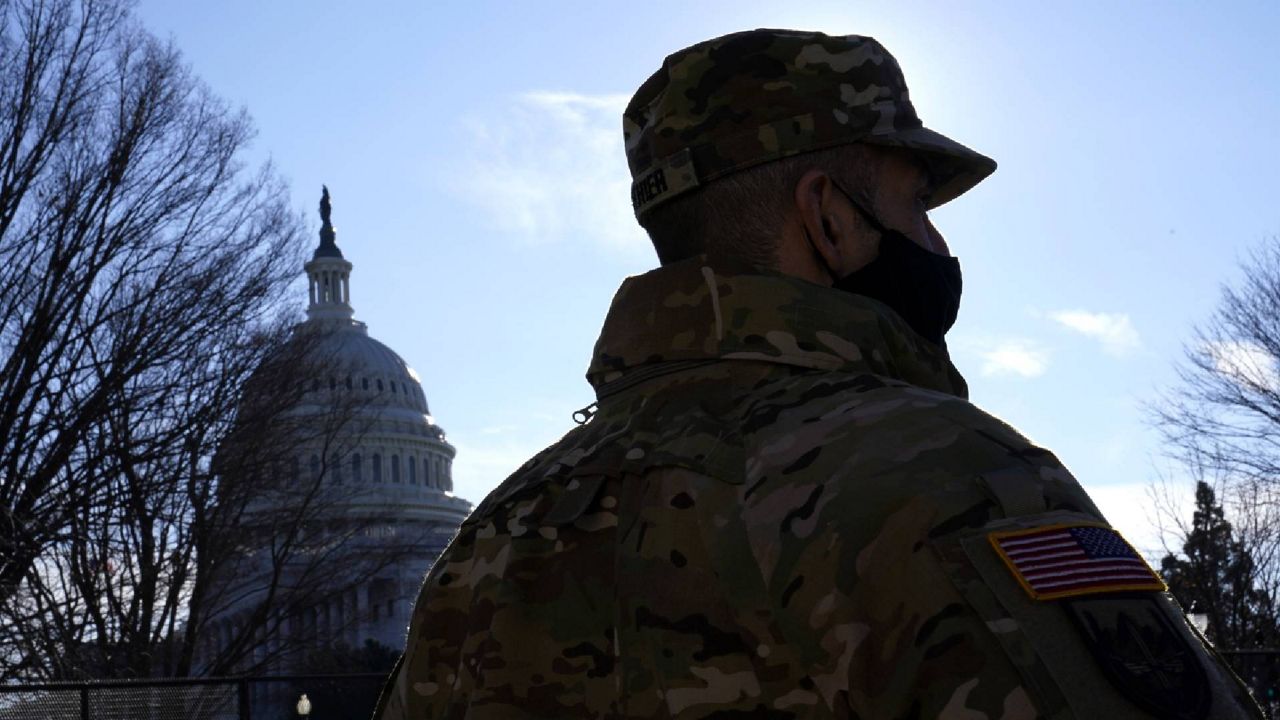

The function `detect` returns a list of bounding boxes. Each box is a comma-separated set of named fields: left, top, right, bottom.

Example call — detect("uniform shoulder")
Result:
left=742, top=369, right=1031, bottom=469
left=740, top=369, right=1102, bottom=531
left=463, top=423, right=593, bottom=528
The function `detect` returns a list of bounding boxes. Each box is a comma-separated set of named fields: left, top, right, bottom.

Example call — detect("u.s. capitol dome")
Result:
left=202, top=188, right=472, bottom=671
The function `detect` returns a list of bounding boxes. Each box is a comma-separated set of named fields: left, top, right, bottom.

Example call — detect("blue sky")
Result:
left=136, top=0, right=1280, bottom=555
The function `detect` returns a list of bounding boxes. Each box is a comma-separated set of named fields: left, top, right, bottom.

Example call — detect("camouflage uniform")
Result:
left=376, top=260, right=1259, bottom=718
left=376, top=29, right=1262, bottom=719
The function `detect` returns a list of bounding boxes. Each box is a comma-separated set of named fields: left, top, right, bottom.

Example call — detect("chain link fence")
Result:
left=0, top=673, right=386, bottom=720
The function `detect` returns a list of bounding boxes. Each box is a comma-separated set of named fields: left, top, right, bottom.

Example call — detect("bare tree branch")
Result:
left=1149, top=237, right=1280, bottom=651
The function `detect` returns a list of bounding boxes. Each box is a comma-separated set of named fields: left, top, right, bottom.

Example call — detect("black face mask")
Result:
left=814, top=182, right=962, bottom=348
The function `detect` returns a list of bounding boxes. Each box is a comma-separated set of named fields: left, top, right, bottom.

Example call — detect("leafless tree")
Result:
left=1153, top=240, right=1280, bottom=485
left=0, top=0, right=291, bottom=603
left=0, top=0, right=425, bottom=681
left=1150, top=237, right=1280, bottom=648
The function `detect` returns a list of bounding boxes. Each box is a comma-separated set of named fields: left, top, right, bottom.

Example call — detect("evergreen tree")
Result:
left=1160, top=481, right=1277, bottom=649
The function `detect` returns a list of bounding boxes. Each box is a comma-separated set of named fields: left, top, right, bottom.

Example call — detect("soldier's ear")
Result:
left=794, top=171, right=833, bottom=238
left=779, top=169, right=853, bottom=284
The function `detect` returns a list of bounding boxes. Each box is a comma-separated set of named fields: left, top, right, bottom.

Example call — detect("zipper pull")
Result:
left=572, top=401, right=598, bottom=425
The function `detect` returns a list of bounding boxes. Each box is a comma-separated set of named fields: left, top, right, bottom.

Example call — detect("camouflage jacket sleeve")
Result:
left=737, top=376, right=1263, bottom=719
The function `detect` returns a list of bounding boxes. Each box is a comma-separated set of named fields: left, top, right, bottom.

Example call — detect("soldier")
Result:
left=376, top=29, right=1262, bottom=719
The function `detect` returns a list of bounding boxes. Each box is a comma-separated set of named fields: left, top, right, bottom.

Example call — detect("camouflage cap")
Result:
left=624, top=29, right=997, bottom=219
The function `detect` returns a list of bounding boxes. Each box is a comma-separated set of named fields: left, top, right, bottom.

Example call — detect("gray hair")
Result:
left=639, top=143, right=882, bottom=269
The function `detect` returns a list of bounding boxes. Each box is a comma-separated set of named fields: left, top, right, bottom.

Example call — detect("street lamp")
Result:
left=1188, top=602, right=1211, bottom=638
left=296, top=693, right=312, bottom=717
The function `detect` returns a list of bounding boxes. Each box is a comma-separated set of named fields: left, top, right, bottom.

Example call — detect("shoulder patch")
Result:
left=989, top=523, right=1165, bottom=600
left=1064, top=595, right=1211, bottom=720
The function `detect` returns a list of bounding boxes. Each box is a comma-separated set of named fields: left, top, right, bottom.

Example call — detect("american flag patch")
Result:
left=989, top=523, right=1166, bottom=601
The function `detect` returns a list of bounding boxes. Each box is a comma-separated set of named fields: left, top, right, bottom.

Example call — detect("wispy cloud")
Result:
left=979, top=340, right=1049, bottom=378
left=479, top=424, right=520, bottom=436
left=1050, top=310, right=1140, bottom=356
left=456, top=91, right=647, bottom=253
left=1206, top=340, right=1279, bottom=390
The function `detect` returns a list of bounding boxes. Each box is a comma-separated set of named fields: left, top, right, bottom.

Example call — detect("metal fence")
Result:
left=1223, top=650, right=1280, bottom=718
left=3, top=657, right=1279, bottom=718
left=0, top=673, right=386, bottom=720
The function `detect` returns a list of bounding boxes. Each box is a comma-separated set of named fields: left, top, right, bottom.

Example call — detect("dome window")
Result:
left=376, top=379, right=383, bottom=392
left=391, top=381, right=397, bottom=394
left=408, top=456, right=416, bottom=484
left=351, top=453, right=362, bottom=481
left=330, top=454, right=342, bottom=484
left=371, top=454, right=382, bottom=482
left=362, top=378, right=369, bottom=390
left=391, top=454, right=400, bottom=483
left=346, top=376, right=353, bottom=390
left=329, top=377, right=336, bottom=391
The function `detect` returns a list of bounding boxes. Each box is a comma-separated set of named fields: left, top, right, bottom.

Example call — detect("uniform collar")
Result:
left=587, top=256, right=968, bottom=399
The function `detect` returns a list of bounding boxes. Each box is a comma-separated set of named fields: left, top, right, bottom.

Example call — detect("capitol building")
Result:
left=199, top=189, right=471, bottom=675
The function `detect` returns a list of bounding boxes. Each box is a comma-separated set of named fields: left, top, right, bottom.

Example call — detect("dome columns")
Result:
left=305, top=186, right=356, bottom=323
left=305, top=255, right=355, bottom=321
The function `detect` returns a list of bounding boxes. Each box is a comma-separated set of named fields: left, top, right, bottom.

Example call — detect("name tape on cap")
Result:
left=631, top=148, right=700, bottom=217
